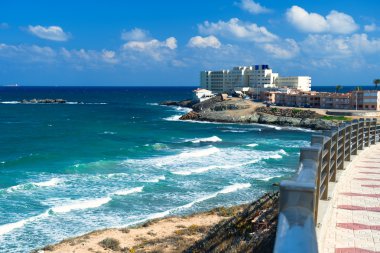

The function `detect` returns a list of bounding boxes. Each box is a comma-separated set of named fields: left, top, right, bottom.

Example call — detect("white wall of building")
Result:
left=200, top=65, right=311, bottom=93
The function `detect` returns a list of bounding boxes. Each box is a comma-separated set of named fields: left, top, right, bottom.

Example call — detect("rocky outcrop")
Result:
left=256, top=107, right=319, bottom=119
left=20, top=99, right=67, bottom=104
left=160, top=99, right=195, bottom=108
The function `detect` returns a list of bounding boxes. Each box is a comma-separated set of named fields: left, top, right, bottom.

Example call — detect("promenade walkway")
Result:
left=322, top=143, right=380, bottom=253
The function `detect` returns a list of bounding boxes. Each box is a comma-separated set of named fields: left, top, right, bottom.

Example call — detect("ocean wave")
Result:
left=50, top=197, right=112, bottom=213
left=163, top=115, right=182, bottom=121
left=178, top=147, right=219, bottom=159
left=102, top=131, right=117, bottom=135
left=113, top=186, right=144, bottom=196
left=141, top=175, right=166, bottom=183
left=0, top=211, right=49, bottom=236
left=2, top=178, right=63, bottom=193
left=171, top=161, right=259, bottom=176
left=123, top=183, right=251, bottom=227
left=146, top=102, right=159, bottom=106
left=144, top=143, right=169, bottom=151
left=246, top=143, right=258, bottom=147
left=184, top=136, right=222, bottom=144
left=0, top=101, right=20, bottom=104
left=222, top=129, right=249, bottom=133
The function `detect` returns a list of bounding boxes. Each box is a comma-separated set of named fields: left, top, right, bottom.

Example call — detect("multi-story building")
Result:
left=261, top=89, right=380, bottom=111
left=200, top=65, right=311, bottom=93
left=352, top=90, right=380, bottom=110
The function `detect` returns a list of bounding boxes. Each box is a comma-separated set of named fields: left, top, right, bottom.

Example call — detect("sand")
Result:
left=36, top=206, right=244, bottom=253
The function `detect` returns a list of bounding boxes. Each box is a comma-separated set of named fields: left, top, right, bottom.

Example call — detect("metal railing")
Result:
left=274, top=118, right=379, bottom=253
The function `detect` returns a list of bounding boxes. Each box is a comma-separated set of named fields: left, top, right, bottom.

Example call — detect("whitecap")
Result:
left=102, top=131, right=117, bottom=135
left=142, top=175, right=166, bottom=183
left=113, top=187, right=144, bottom=196
left=163, top=115, right=182, bottom=121
left=178, top=147, right=219, bottom=159
left=0, top=101, right=20, bottom=104
left=185, top=136, right=222, bottom=143
left=32, top=178, right=63, bottom=187
left=3, top=178, right=63, bottom=193
left=50, top=197, right=112, bottom=213
left=0, top=211, right=49, bottom=236
left=246, top=143, right=258, bottom=147
left=146, top=102, right=159, bottom=106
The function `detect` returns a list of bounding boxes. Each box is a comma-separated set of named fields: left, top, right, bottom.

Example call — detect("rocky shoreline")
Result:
left=161, top=96, right=337, bottom=130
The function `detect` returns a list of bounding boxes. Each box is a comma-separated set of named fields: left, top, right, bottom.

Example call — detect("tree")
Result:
left=373, top=79, right=380, bottom=90
left=355, top=86, right=362, bottom=91
left=354, top=86, right=362, bottom=110
left=335, top=85, right=343, bottom=93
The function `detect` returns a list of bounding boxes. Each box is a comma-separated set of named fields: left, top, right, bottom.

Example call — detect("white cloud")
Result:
left=121, top=28, right=150, bottom=41
left=0, top=43, right=56, bottom=62
left=364, top=23, right=377, bottom=32
left=237, top=0, right=271, bottom=14
left=263, top=39, right=299, bottom=59
left=28, top=25, right=69, bottom=41
left=286, top=6, right=359, bottom=34
left=122, top=37, right=177, bottom=61
left=187, top=35, right=221, bottom=49
left=198, top=18, right=277, bottom=43
left=301, top=33, right=380, bottom=60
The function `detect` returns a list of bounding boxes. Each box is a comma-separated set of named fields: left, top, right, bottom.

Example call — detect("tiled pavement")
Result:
left=322, top=145, right=380, bottom=253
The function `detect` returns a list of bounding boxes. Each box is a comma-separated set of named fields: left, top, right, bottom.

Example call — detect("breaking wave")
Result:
left=184, top=136, right=222, bottom=143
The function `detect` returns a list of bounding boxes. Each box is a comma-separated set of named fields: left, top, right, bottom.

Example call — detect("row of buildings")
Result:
left=200, top=65, right=311, bottom=93
left=198, top=64, right=380, bottom=111
left=261, top=89, right=380, bottom=111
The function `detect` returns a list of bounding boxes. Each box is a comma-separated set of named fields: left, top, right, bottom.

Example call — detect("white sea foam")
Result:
left=185, top=136, right=222, bottom=143
left=172, top=161, right=259, bottom=176
left=32, top=178, right=62, bottom=187
left=178, top=147, right=219, bottom=159
left=123, top=183, right=251, bottom=227
left=163, top=115, right=182, bottom=121
left=222, top=129, right=249, bottom=133
left=0, top=211, right=49, bottom=236
left=142, top=175, right=166, bottom=183
left=246, top=143, right=258, bottom=147
left=0, top=101, right=20, bottom=104
left=113, top=187, right=144, bottom=196
left=146, top=102, right=159, bottom=106
left=3, top=178, right=63, bottom=193
left=51, top=197, right=112, bottom=213
left=102, top=131, right=117, bottom=135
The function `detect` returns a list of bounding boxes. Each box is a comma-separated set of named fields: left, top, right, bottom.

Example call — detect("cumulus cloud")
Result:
left=286, top=6, right=359, bottom=34
left=121, top=28, right=150, bottom=41
left=122, top=37, right=177, bottom=61
left=263, top=39, right=299, bottom=59
left=198, top=18, right=277, bottom=43
left=0, top=43, right=57, bottom=62
left=301, top=33, right=380, bottom=60
left=237, top=0, right=271, bottom=14
left=28, top=25, right=69, bottom=41
left=364, top=23, right=377, bottom=32
left=187, top=35, right=221, bottom=48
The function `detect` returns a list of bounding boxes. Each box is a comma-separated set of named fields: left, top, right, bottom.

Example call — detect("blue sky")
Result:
left=1, top=0, right=380, bottom=86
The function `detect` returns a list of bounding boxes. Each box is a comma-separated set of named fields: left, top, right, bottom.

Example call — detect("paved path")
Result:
left=322, top=144, right=380, bottom=253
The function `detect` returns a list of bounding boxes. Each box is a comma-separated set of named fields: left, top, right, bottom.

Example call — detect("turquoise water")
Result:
left=0, top=87, right=312, bottom=252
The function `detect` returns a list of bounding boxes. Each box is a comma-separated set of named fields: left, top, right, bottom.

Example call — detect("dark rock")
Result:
left=179, top=111, right=200, bottom=120
left=160, top=99, right=194, bottom=108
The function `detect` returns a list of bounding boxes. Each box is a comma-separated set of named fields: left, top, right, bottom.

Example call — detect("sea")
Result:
left=0, top=85, right=367, bottom=252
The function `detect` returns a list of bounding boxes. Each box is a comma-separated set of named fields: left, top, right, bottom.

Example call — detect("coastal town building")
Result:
left=260, top=89, right=380, bottom=111
left=200, top=65, right=311, bottom=93
left=192, top=88, right=215, bottom=102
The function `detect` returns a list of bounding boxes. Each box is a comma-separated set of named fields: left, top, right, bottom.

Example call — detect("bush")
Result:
left=99, top=237, right=120, bottom=251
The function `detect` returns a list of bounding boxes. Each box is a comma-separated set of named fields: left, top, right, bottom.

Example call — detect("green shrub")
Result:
left=99, top=237, right=120, bottom=251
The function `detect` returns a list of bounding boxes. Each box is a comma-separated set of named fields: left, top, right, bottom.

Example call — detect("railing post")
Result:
left=345, top=122, right=352, bottom=161
left=358, top=118, right=365, bottom=150
left=312, top=135, right=328, bottom=201
left=371, top=118, right=377, bottom=145
left=351, top=120, right=359, bottom=155
left=365, top=118, right=371, bottom=147
left=274, top=146, right=320, bottom=253
left=323, top=127, right=338, bottom=182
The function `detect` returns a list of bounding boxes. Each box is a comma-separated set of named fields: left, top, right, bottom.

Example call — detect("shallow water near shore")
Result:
left=0, top=86, right=312, bottom=252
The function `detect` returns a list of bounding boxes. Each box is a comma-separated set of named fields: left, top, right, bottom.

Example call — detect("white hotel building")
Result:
left=200, top=65, right=311, bottom=93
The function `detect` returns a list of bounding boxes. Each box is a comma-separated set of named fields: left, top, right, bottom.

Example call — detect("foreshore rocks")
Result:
left=165, top=95, right=337, bottom=130
left=160, top=99, right=195, bottom=108
left=20, top=98, right=67, bottom=104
